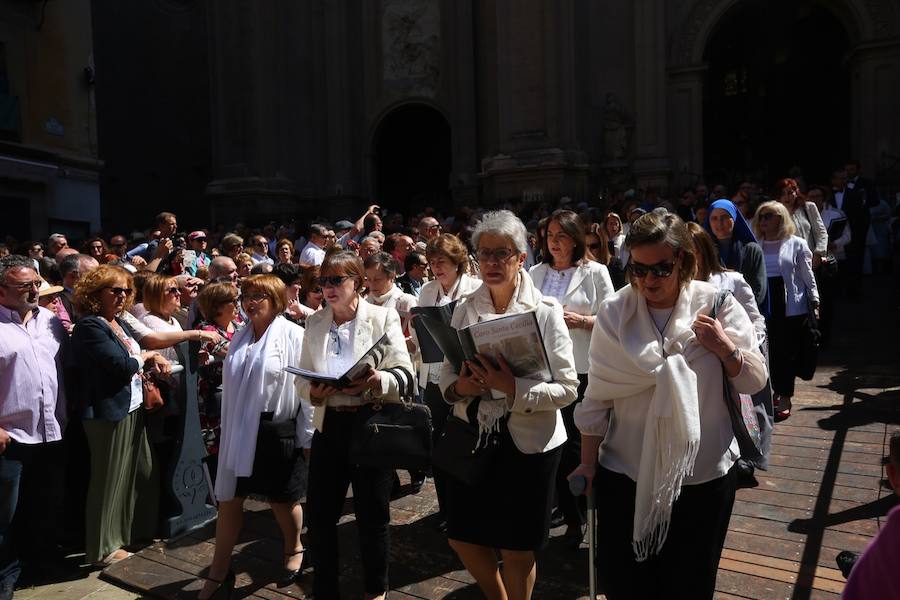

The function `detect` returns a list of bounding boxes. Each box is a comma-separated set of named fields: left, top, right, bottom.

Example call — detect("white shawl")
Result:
left=216, top=315, right=298, bottom=500
left=585, top=282, right=715, bottom=561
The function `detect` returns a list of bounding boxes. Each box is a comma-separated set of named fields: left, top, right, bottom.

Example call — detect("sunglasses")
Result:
left=476, top=248, right=517, bottom=263
left=758, top=212, right=779, bottom=221
left=106, top=287, right=134, bottom=297
left=1, top=280, right=41, bottom=291
left=628, top=261, right=676, bottom=278
left=166, top=287, right=181, bottom=295
left=317, top=275, right=351, bottom=287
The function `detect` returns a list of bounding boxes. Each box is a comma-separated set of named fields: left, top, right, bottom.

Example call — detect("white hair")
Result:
left=472, top=210, right=528, bottom=254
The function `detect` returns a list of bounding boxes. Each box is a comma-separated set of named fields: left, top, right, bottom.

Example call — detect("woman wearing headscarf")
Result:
left=439, top=210, right=579, bottom=600
left=571, top=212, right=768, bottom=600
left=529, top=209, right=614, bottom=546
left=705, top=198, right=768, bottom=311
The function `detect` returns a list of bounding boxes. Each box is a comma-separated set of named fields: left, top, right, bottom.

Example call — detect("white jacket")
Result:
left=766, top=236, right=819, bottom=317
left=529, top=261, right=615, bottom=374
left=439, top=270, right=579, bottom=454
left=412, top=273, right=482, bottom=389
left=295, top=300, right=414, bottom=432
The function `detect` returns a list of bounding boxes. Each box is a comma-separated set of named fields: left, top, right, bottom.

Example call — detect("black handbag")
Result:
left=710, top=291, right=763, bottom=462
left=796, top=300, right=821, bottom=381
left=348, top=366, right=433, bottom=471
left=432, top=397, right=500, bottom=487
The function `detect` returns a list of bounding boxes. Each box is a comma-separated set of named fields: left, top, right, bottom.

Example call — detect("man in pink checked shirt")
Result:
left=0, top=255, right=68, bottom=599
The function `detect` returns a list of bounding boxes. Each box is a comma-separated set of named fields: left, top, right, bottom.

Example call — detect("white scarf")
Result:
left=587, top=283, right=711, bottom=561
left=367, top=286, right=402, bottom=308
left=218, top=315, right=293, bottom=482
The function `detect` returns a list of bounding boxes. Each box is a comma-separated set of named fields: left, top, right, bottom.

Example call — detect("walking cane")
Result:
left=569, top=475, right=596, bottom=600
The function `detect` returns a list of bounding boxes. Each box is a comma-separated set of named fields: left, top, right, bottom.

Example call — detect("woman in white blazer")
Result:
left=529, top=209, right=614, bottom=545
left=751, top=201, right=819, bottom=422
left=439, top=210, right=578, bottom=600
left=410, top=234, right=481, bottom=527
left=295, top=251, right=413, bottom=600
left=571, top=212, right=768, bottom=599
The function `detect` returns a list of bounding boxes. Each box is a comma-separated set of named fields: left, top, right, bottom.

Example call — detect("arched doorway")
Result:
left=702, top=1, right=851, bottom=188
left=372, top=103, right=452, bottom=215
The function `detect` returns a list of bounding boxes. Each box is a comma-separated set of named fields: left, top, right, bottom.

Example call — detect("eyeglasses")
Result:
left=1, top=280, right=41, bottom=291
left=165, top=287, right=181, bottom=295
left=426, top=224, right=442, bottom=231
left=192, top=238, right=207, bottom=243
left=317, top=275, right=351, bottom=288
left=628, top=261, right=676, bottom=278
left=476, top=248, right=517, bottom=263
left=256, top=241, right=268, bottom=247
left=758, top=212, right=779, bottom=221
left=106, top=287, right=134, bottom=297
left=242, top=293, right=270, bottom=304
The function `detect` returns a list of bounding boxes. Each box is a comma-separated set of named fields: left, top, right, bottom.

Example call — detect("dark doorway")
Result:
left=373, top=104, right=452, bottom=215
left=703, top=1, right=851, bottom=190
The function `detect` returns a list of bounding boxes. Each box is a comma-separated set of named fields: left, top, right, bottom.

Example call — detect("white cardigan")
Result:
left=765, top=235, right=820, bottom=316
left=294, top=299, right=414, bottom=432
left=574, top=281, right=768, bottom=485
left=412, top=273, right=482, bottom=389
left=708, top=271, right=766, bottom=346
left=529, top=261, right=615, bottom=374
left=439, top=270, right=579, bottom=454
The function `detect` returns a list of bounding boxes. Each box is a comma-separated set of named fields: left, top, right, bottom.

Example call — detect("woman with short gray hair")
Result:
left=440, top=210, right=579, bottom=600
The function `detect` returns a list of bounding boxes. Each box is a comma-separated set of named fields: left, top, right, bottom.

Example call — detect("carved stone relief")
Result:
left=601, top=93, right=634, bottom=162
left=382, top=0, right=441, bottom=97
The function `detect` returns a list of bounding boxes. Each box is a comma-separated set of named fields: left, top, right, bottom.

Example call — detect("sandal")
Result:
left=92, top=548, right=132, bottom=567
left=774, top=395, right=792, bottom=422
left=278, top=547, right=306, bottom=587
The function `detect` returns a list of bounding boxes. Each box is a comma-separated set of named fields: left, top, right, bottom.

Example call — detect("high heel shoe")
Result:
left=278, top=548, right=306, bottom=587
left=198, top=568, right=235, bottom=600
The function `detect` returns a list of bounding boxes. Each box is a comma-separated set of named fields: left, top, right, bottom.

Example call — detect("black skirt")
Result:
left=445, top=421, right=562, bottom=551
left=235, top=413, right=308, bottom=503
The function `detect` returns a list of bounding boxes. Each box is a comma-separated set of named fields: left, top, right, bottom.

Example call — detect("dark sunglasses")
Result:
left=166, top=287, right=181, bottom=295
left=758, top=212, right=779, bottom=221
left=107, top=287, right=134, bottom=297
left=317, top=275, right=351, bottom=287
left=628, top=261, right=676, bottom=279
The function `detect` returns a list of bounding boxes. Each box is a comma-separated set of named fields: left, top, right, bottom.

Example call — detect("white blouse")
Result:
left=539, top=266, right=576, bottom=302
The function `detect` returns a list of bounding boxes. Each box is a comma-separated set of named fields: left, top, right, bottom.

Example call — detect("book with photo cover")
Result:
left=414, top=310, right=552, bottom=383
left=410, top=302, right=458, bottom=364
left=284, top=333, right=390, bottom=388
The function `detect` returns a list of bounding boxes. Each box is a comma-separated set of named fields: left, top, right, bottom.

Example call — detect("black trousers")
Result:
left=422, top=382, right=451, bottom=516
left=594, top=465, right=737, bottom=600
left=307, top=409, right=393, bottom=599
left=766, top=276, right=809, bottom=397
left=553, top=374, right=588, bottom=527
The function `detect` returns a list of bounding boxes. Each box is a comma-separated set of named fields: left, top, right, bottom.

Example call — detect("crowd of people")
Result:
left=0, top=161, right=898, bottom=600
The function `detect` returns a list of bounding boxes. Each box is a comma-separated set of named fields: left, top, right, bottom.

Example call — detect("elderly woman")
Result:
left=751, top=201, right=819, bottom=422
left=295, top=251, right=414, bottom=600
left=70, top=265, right=172, bottom=566
left=363, top=252, right=418, bottom=318
left=412, top=234, right=481, bottom=527
left=275, top=238, right=295, bottom=265
left=571, top=212, right=768, bottom=600
left=439, top=210, right=579, bottom=600
left=705, top=199, right=768, bottom=311
left=529, top=210, right=614, bottom=546
left=775, top=178, right=828, bottom=268
left=689, top=222, right=773, bottom=476
left=235, top=253, right=254, bottom=280
left=200, top=275, right=312, bottom=599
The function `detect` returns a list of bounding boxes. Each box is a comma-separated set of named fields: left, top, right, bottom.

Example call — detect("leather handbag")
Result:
left=710, top=290, right=763, bottom=462
left=796, top=299, right=821, bottom=381
left=142, top=372, right=165, bottom=412
left=349, top=366, right=433, bottom=471
left=431, top=396, right=500, bottom=487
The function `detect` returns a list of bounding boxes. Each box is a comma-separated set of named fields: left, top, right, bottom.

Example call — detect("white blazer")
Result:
left=767, top=236, right=820, bottom=317
left=439, top=270, right=579, bottom=454
left=413, top=273, right=482, bottom=389
left=529, top=261, right=614, bottom=374
left=295, top=299, right=414, bottom=432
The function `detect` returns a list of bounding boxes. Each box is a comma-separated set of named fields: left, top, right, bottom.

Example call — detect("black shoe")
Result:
left=409, top=474, right=427, bottom=494
left=198, top=569, right=235, bottom=600
left=549, top=508, right=566, bottom=529
left=278, top=548, right=306, bottom=587
left=836, top=550, right=859, bottom=578
left=391, top=472, right=403, bottom=499
left=560, top=523, right=585, bottom=550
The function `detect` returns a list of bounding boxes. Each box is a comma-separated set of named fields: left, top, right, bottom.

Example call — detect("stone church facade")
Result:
left=94, top=0, right=900, bottom=226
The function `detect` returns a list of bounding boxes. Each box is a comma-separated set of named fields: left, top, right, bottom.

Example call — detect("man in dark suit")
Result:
left=396, top=252, right=427, bottom=297
left=831, top=169, right=877, bottom=299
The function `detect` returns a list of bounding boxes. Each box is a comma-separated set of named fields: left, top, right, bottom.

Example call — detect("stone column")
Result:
left=667, top=64, right=706, bottom=191
left=849, top=39, right=900, bottom=178
left=632, top=0, right=669, bottom=190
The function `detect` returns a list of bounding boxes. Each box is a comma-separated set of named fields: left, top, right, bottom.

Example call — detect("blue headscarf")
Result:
left=704, top=199, right=758, bottom=245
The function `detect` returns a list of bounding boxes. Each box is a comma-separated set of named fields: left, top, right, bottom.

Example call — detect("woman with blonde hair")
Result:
left=750, top=201, right=818, bottom=421
left=139, top=273, right=184, bottom=363
left=71, top=265, right=172, bottom=566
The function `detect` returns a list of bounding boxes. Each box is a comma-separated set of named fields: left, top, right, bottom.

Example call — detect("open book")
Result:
left=284, top=333, right=390, bottom=388
left=410, top=302, right=458, bottom=363
left=413, top=310, right=552, bottom=383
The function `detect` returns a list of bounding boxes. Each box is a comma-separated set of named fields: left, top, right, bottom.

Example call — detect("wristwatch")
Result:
left=726, top=347, right=741, bottom=363
left=445, top=381, right=474, bottom=404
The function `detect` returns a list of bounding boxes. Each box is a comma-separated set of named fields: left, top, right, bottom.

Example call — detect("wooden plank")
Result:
left=732, top=501, right=880, bottom=536
left=756, top=464, right=882, bottom=490
left=769, top=445, right=883, bottom=466
left=771, top=434, right=884, bottom=454
left=720, top=549, right=845, bottom=584
left=773, top=425, right=885, bottom=446
left=766, top=455, right=884, bottom=477
left=750, top=475, right=879, bottom=503
left=728, top=514, right=874, bottom=553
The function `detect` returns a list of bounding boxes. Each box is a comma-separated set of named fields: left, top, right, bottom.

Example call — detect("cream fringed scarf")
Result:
left=587, top=283, right=712, bottom=561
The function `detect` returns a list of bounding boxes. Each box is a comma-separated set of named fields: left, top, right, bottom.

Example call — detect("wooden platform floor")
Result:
left=102, top=279, right=900, bottom=599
